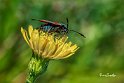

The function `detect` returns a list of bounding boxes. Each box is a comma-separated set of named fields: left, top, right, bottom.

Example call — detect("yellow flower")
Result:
left=21, top=25, right=79, bottom=59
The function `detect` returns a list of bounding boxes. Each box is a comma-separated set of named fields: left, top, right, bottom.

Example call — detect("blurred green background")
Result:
left=0, top=0, right=124, bottom=83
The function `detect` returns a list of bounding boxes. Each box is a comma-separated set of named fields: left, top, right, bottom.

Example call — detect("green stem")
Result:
left=26, top=53, right=50, bottom=83
left=26, top=73, right=36, bottom=83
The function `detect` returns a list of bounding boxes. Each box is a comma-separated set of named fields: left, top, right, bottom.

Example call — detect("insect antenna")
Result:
left=69, top=30, right=86, bottom=38
left=66, top=18, right=69, bottom=29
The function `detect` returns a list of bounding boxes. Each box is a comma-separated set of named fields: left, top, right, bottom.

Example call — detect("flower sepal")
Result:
left=26, top=52, right=49, bottom=83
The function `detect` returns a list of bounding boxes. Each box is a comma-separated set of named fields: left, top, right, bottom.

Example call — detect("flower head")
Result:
left=21, top=25, right=79, bottom=59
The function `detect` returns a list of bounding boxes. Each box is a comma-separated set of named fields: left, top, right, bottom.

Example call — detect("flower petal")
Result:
left=30, top=29, right=39, bottom=53
left=28, top=25, right=33, bottom=38
left=21, top=27, right=30, bottom=45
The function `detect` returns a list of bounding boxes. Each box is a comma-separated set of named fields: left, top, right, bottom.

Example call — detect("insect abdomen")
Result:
left=41, top=26, right=56, bottom=32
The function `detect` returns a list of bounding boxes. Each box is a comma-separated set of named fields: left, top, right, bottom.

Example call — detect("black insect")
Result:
left=32, top=18, right=86, bottom=38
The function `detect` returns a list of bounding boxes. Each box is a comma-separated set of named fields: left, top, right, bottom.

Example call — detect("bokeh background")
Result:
left=0, top=0, right=124, bottom=83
